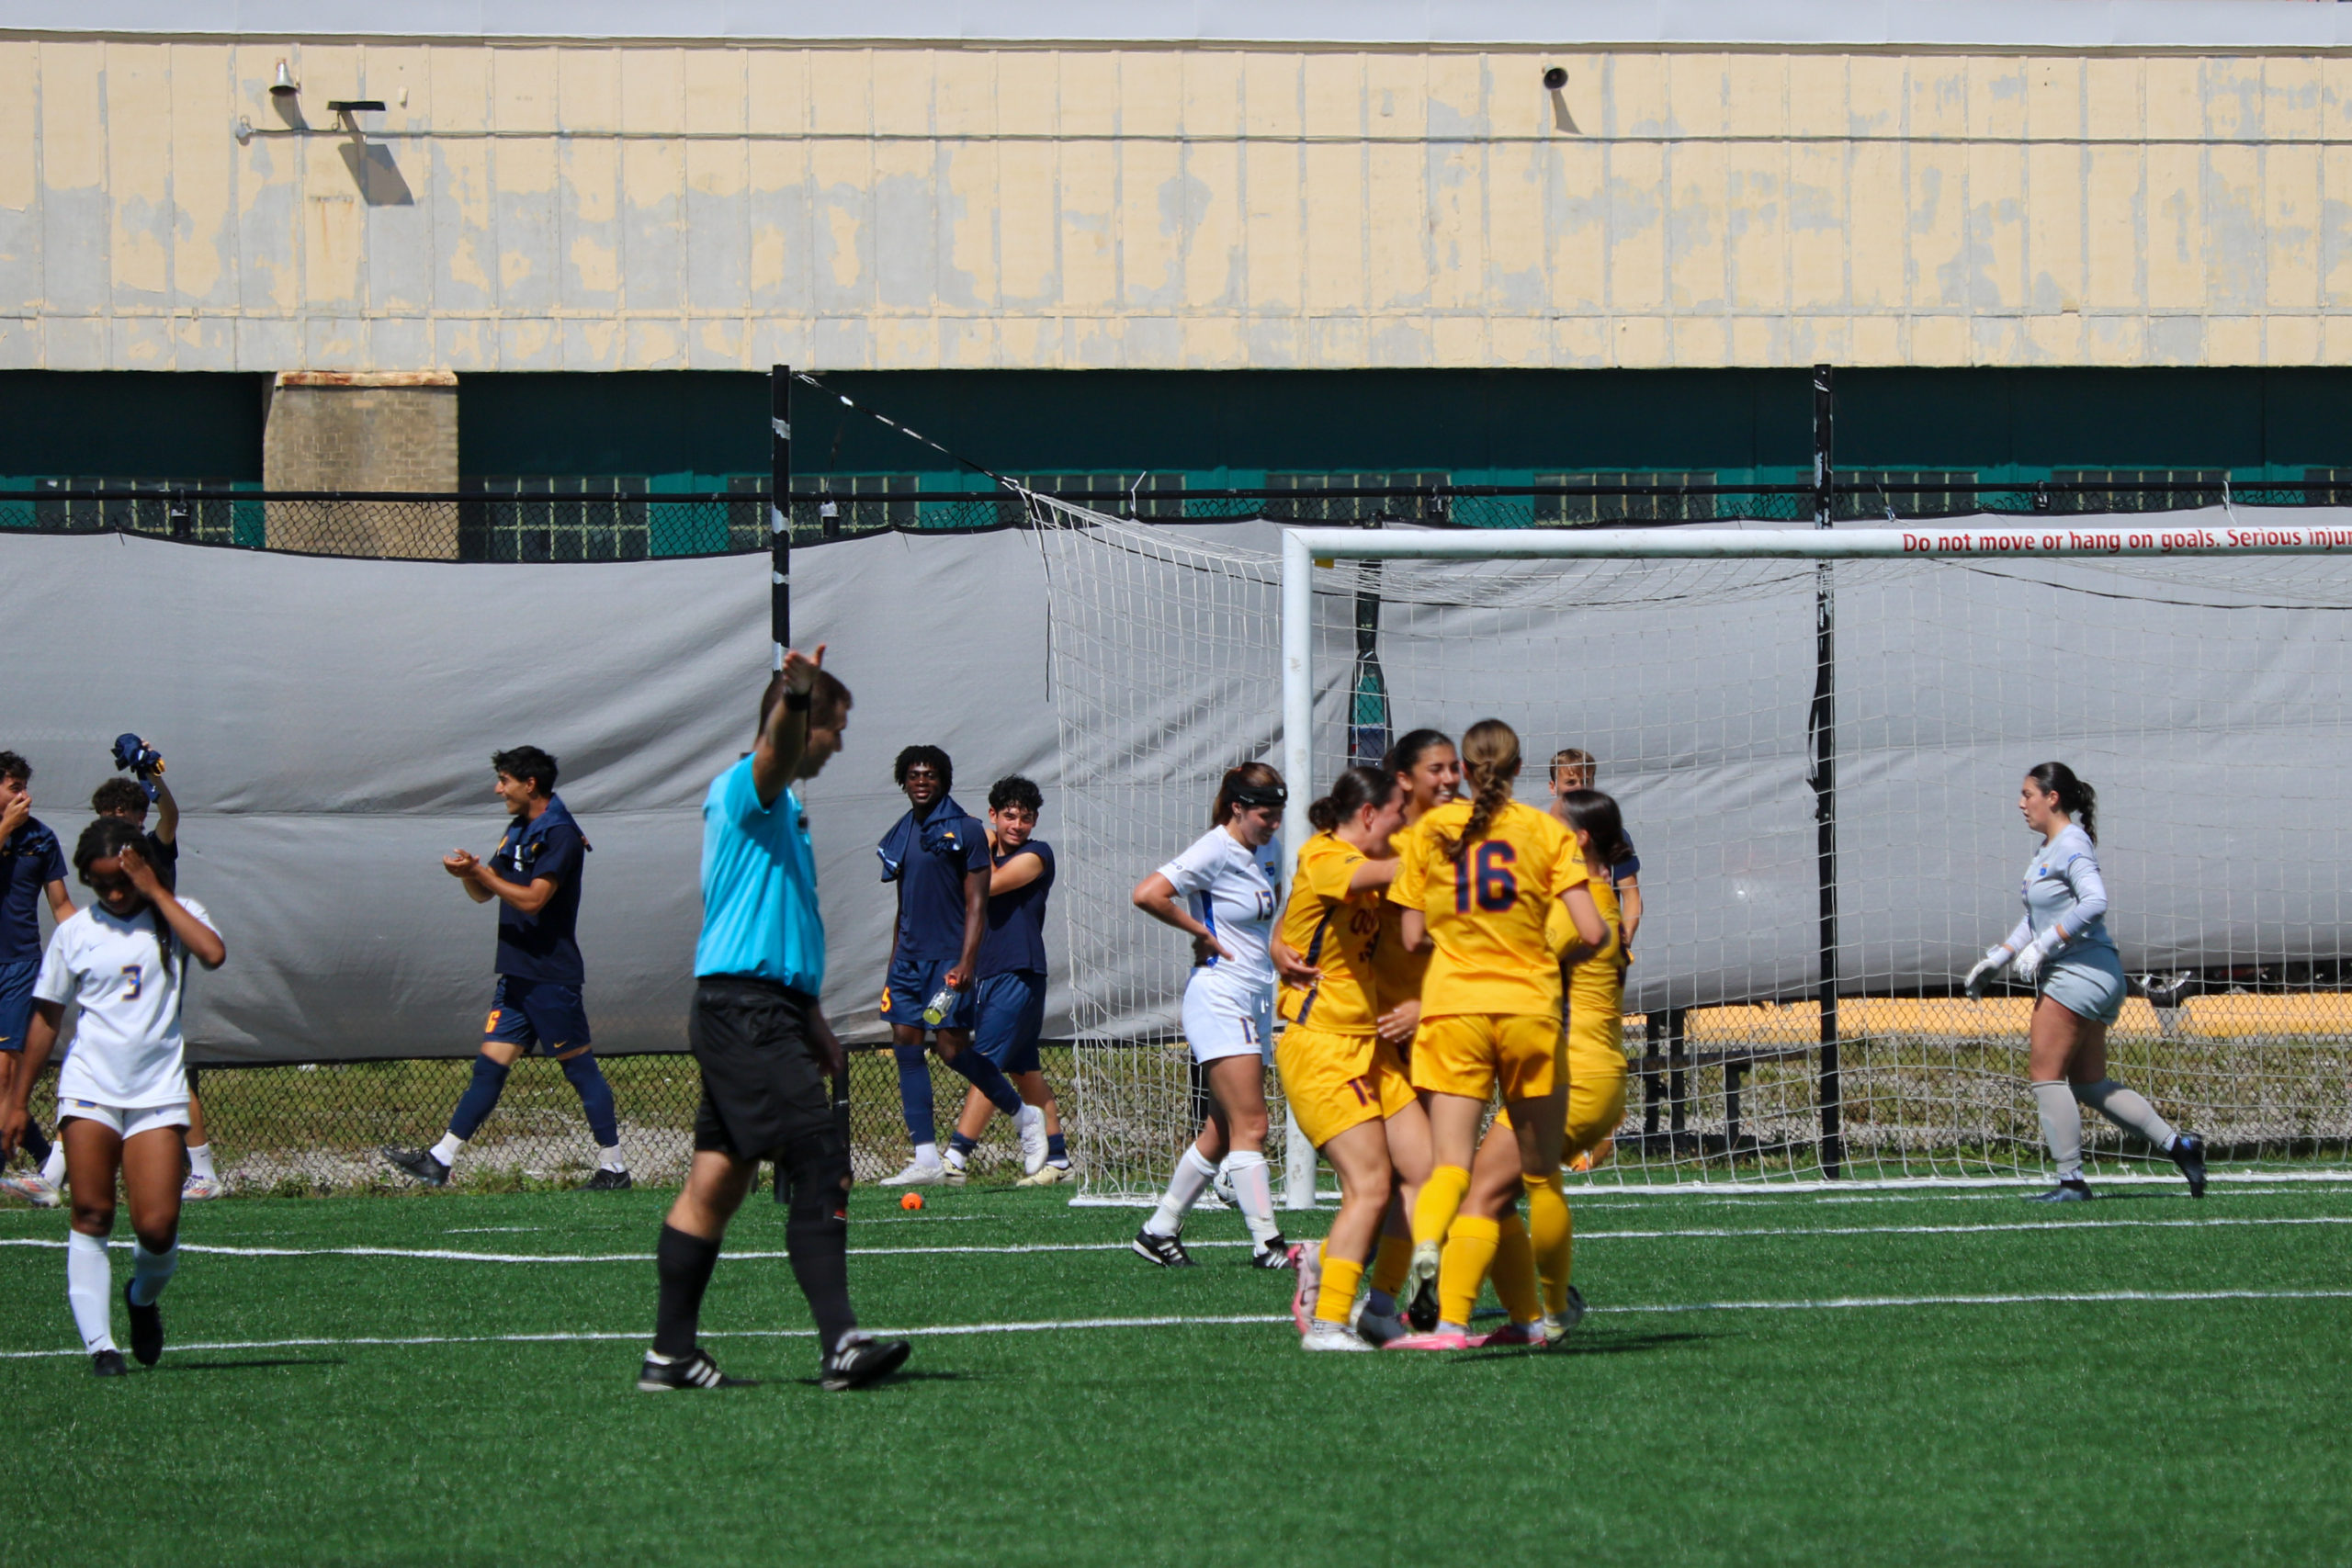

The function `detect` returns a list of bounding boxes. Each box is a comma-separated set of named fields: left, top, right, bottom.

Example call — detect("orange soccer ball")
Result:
left=899, top=1191, right=923, bottom=1211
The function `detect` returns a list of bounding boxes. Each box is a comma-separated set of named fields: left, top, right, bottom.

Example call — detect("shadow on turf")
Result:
left=1454, top=1329, right=1710, bottom=1364
left=782, top=1368, right=963, bottom=1392
left=164, top=1358, right=347, bottom=1372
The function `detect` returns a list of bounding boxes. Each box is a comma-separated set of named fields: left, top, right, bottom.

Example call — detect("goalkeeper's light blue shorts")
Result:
left=2039, top=945, right=2126, bottom=1026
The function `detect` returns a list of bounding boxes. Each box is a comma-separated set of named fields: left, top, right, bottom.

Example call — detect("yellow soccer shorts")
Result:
left=1561, top=1012, right=1629, bottom=1156
left=1277, top=1025, right=1415, bottom=1149
left=1410, top=1013, right=1560, bottom=1102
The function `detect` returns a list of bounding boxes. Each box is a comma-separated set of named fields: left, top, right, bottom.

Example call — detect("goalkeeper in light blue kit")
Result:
left=1966, top=761, right=2206, bottom=1201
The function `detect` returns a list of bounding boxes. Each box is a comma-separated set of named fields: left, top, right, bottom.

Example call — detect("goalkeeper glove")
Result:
left=1963, top=948, right=2010, bottom=1001
left=2012, top=932, right=2061, bottom=984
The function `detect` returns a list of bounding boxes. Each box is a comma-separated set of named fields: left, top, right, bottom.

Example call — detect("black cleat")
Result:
left=1405, top=1269, right=1442, bottom=1333
left=2170, top=1133, right=2208, bottom=1199
left=91, top=1349, right=128, bottom=1377
left=1132, top=1227, right=1194, bottom=1268
left=124, top=1280, right=163, bottom=1367
left=381, top=1146, right=450, bottom=1187
left=582, top=1168, right=633, bottom=1191
left=635, top=1348, right=755, bottom=1391
left=1247, top=1237, right=1301, bottom=1269
left=821, top=1335, right=910, bottom=1392
left=2027, top=1178, right=2095, bottom=1202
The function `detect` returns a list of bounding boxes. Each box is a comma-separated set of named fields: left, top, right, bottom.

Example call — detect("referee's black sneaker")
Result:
left=2169, top=1132, right=2208, bottom=1199
left=1132, top=1227, right=1194, bottom=1267
left=582, top=1168, right=633, bottom=1191
left=636, top=1348, right=755, bottom=1391
left=124, top=1279, right=164, bottom=1366
left=380, top=1146, right=450, bottom=1187
left=821, top=1333, right=910, bottom=1392
left=91, top=1349, right=128, bottom=1377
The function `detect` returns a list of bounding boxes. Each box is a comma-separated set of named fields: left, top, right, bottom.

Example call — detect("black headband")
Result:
left=1229, top=781, right=1287, bottom=811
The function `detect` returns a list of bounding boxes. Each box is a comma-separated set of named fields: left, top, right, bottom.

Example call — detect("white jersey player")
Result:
left=1, top=818, right=225, bottom=1375
left=1128, top=764, right=1300, bottom=1269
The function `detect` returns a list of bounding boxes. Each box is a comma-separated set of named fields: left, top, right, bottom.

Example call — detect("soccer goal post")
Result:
left=1037, top=495, right=2352, bottom=1200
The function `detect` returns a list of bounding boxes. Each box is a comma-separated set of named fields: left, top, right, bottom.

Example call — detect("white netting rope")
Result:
left=1033, top=494, right=2352, bottom=1194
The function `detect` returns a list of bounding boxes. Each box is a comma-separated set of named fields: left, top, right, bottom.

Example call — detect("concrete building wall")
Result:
left=4, top=32, right=2352, bottom=372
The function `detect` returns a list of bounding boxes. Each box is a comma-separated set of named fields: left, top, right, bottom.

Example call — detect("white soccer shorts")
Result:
left=55, top=1098, right=191, bottom=1139
left=1182, top=985, right=1274, bottom=1066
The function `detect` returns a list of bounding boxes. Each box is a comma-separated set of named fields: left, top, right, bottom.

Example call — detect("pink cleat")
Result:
left=1470, top=1321, right=1546, bottom=1348
left=1290, top=1246, right=1321, bottom=1335
left=1383, top=1329, right=1473, bottom=1352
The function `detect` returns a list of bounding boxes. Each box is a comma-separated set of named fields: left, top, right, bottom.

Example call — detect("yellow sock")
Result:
left=1437, top=1214, right=1500, bottom=1326
left=1315, top=1253, right=1365, bottom=1325
left=1523, top=1171, right=1572, bottom=1314
left=1489, top=1210, right=1543, bottom=1325
left=1370, top=1233, right=1413, bottom=1298
left=1412, top=1164, right=1471, bottom=1248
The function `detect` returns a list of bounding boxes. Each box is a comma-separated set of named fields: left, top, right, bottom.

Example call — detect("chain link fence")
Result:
left=6, top=478, right=2337, bottom=561
left=4, top=1048, right=1080, bottom=1195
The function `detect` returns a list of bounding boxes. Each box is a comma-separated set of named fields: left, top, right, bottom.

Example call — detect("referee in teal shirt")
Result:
left=637, top=646, right=910, bottom=1393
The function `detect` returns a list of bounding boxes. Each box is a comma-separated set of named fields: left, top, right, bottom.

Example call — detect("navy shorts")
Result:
left=0, top=959, right=37, bottom=1054
left=483, top=976, right=593, bottom=1056
left=879, top=954, right=976, bottom=1033
left=972, top=971, right=1046, bottom=1076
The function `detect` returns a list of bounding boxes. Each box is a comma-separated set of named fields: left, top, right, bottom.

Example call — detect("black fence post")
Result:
left=770, top=364, right=792, bottom=660
left=1811, top=364, right=1844, bottom=1179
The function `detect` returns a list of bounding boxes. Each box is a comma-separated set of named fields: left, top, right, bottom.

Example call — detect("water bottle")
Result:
left=921, top=987, right=956, bottom=1027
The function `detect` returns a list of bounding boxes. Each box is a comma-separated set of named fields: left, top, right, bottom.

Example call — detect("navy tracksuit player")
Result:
left=873, top=746, right=1044, bottom=1186
left=381, top=746, right=630, bottom=1190
left=0, top=750, right=74, bottom=1202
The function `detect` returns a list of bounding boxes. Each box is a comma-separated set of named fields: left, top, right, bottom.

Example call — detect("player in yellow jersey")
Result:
left=1344, top=728, right=1457, bottom=1344
left=1384, top=719, right=1607, bottom=1350
left=1434, top=787, right=1634, bottom=1347
left=1270, top=766, right=1427, bottom=1350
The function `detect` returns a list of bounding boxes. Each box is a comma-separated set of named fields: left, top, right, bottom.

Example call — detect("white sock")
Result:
left=1146, top=1145, right=1220, bottom=1237
left=942, top=1145, right=967, bottom=1171
left=129, top=1237, right=178, bottom=1307
left=187, top=1143, right=218, bottom=1181
left=66, top=1231, right=115, bottom=1353
left=911, top=1141, right=940, bottom=1168
left=430, top=1133, right=464, bottom=1168
left=1224, top=1150, right=1281, bottom=1245
left=2073, top=1078, right=2178, bottom=1152
left=2030, top=1081, right=2085, bottom=1180
left=597, top=1146, right=627, bottom=1174
left=41, top=1143, right=66, bottom=1185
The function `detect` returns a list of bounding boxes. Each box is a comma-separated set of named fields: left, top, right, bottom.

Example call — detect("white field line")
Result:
left=1069, top=1170, right=2352, bottom=1210
left=5, top=1290, right=2349, bottom=1362
left=3, top=1213, right=2348, bottom=1266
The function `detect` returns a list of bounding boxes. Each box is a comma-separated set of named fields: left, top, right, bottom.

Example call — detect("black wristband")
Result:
left=784, top=690, right=812, bottom=712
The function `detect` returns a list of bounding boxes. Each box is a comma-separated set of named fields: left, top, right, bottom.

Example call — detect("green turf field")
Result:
left=5, top=1177, right=2349, bottom=1567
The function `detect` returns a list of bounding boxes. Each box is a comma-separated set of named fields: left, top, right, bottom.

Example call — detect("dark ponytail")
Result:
left=2026, top=761, right=2098, bottom=843
left=1382, top=728, right=1453, bottom=779
left=1306, top=766, right=1400, bottom=834
left=1557, top=788, right=1632, bottom=867
left=1212, top=761, right=1287, bottom=829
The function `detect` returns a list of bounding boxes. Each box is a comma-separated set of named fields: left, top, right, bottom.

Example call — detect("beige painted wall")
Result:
left=3, top=37, right=2349, bottom=372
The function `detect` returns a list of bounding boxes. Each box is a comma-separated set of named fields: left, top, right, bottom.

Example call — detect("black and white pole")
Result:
left=770, top=364, right=792, bottom=663
left=1810, top=364, right=1844, bottom=1179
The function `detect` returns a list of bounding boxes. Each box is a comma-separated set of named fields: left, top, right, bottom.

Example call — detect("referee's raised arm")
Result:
left=751, top=644, right=828, bottom=807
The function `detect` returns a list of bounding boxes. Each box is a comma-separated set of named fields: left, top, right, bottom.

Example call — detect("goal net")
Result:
left=1034, top=492, right=2352, bottom=1197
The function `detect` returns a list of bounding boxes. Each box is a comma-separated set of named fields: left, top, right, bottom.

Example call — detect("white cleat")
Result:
left=876, top=1155, right=948, bottom=1187
left=1300, top=1319, right=1377, bottom=1352
left=940, top=1156, right=969, bottom=1188
left=1013, top=1103, right=1049, bottom=1176
left=180, top=1173, right=224, bottom=1201
left=0, top=1173, right=62, bottom=1208
left=1014, top=1162, right=1073, bottom=1188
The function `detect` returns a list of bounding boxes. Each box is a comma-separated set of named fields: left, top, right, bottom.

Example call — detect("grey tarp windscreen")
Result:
left=0, top=528, right=1060, bottom=1061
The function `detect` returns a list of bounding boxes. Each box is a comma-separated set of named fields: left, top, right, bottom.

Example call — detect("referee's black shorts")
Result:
left=688, top=976, right=831, bottom=1162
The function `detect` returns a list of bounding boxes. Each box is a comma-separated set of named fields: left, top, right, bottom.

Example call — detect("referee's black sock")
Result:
left=782, top=1140, right=857, bottom=1354
left=653, top=1224, right=722, bottom=1358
